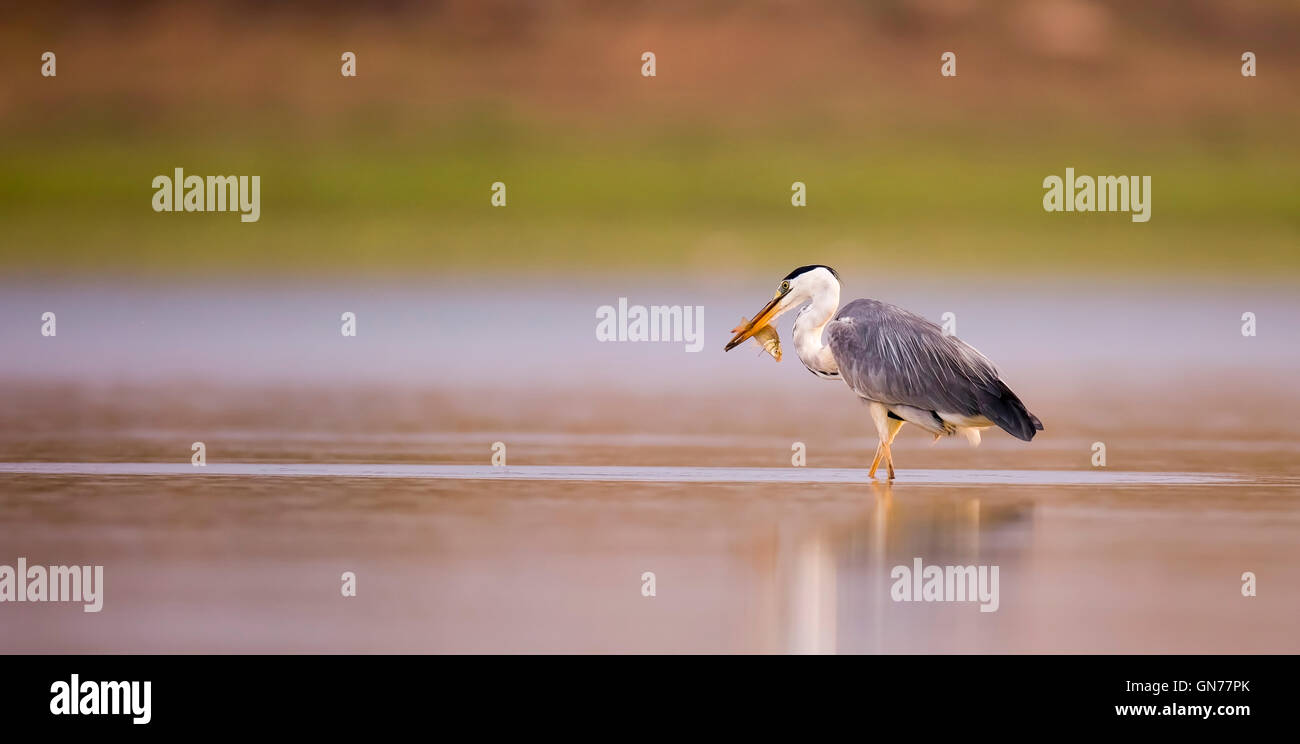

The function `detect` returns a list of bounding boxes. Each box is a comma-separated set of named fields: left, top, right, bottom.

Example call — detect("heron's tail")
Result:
left=977, top=380, right=1043, bottom=442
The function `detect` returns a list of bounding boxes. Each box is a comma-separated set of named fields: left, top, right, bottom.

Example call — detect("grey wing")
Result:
left=825, top=299, right=1042, bottom=441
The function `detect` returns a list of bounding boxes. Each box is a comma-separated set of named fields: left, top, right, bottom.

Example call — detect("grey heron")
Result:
left=724, top=265, right=1043, bottom=480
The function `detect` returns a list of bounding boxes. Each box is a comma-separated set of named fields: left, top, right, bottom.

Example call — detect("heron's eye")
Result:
left=780, top=281, right=790, bottom=292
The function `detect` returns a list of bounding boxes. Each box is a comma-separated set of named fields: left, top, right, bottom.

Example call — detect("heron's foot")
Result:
left=884, top=442, right=896, bottom=480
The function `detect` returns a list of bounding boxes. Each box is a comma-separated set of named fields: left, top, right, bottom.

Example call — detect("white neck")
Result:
left=792, top=281, right=841, bottom=378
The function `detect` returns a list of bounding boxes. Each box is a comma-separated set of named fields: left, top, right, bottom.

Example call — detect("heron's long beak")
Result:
left=724, top=290, right=786, bottom=351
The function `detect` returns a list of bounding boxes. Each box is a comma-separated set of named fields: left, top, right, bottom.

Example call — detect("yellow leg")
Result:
left=868, top=417, right=905, bottom=480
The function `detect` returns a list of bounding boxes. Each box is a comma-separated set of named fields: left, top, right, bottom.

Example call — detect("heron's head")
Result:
left=724, top=265, right=840, bottom=351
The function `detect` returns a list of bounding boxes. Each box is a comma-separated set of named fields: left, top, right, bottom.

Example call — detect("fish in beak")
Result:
left=730, top=317, right=782, bottom=361
left=725, top=288, right=788, bottom=355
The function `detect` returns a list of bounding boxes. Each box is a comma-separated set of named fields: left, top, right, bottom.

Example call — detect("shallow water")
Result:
left=1, top=472, right=1296, bottom=653
left=3, top=278, right=1298, bottom=391
left=0, top=462, right=1262, bottom=486
left=1, top=280, right=1298, bottom=652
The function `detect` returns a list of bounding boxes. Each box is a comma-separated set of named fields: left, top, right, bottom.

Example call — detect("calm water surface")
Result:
left=1, top=280, right=1296, bottom=652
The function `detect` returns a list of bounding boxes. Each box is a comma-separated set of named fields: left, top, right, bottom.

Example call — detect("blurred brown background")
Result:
left=1, top=0, right=1296, bottom=279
